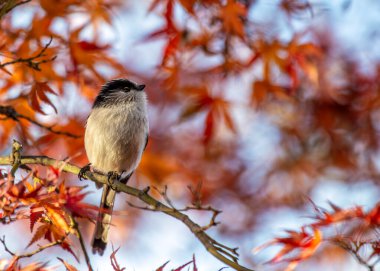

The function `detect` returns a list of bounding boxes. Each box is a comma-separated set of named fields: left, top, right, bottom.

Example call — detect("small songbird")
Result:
left=83, top=78, right=149, bottom=255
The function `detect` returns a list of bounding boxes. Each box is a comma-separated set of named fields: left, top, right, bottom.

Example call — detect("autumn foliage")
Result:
left=1, top=0, right=380, bottom=270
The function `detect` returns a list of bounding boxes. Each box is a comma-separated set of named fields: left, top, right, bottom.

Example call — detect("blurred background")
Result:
left=1, top=0, right=380, bottom=270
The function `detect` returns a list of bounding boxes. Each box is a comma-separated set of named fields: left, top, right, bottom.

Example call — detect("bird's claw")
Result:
left=78, top=163, right=92, bottom=181
left=107, top=171, right=120, bottom=190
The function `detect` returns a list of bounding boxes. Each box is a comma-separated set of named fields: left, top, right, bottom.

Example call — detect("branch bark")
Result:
left=0, top=153, right=254, bottom=271
left=72, top=217, right=94, bottom=271
left=0, top=36, right=56, bottom=71
left=0, top=235, right=65, bottom=260
left=0, top=0, right=31, bottom=20
left=0, top=105, right=80, bottom=138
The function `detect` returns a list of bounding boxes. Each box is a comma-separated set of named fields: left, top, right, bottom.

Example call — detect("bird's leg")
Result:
left=107, top=171, right=121, bottom=190
left=78, top=163, right=93, bottom=181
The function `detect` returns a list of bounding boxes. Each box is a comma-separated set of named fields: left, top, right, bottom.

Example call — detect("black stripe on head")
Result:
left=93, top=79, right=145, bottom=108
left=101, top=79, right=137, bottom=93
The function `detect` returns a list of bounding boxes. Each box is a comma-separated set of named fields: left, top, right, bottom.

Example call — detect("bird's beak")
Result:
left=136, top=84, right=146, bottom=91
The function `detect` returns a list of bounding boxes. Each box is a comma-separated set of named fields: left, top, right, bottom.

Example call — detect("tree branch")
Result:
left=18, top=240, right=64, bottom=259
left=0, top=235, right=15, bottom=256
left=0, top=152, right=254, bottom=271
left=334, top=239, right=375, bottom=271
left=0, top=235, right=64, bottom=261
left=0, top=0, right=31, bottom=19
left=0, top=105, right=80, bottom=138
left=151, top=185, right=222, bottom=231
left=72, top=217, right=94, bottom=271
left=0, top=37, right=56, bottom=71
left=10, top=139, right=22, bottom=179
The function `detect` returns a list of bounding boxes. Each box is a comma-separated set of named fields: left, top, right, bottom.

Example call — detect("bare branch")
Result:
left=10, top=139, right=23, bottom=178
left=177, top=205, right=222, bottom=231
left=0, top=153, right=254, bottom=271
left=72, top=217, right=94, bottom=271
left=153, top=185, right=176, bottom=209
left=150, top=185, right=222, bottom=231
left=18, top=240, right=64, bottom=259
left=0, top=235, right=15, bottom=256
left=187, top=181, right=203, bottom=207
left=333, top=238, right=375, bottom=271
left=0, top=37, right=56, bottom=71
left=0, top=0, right=31, bottom=19
left=0, top=105, right=81, bottom=138
left=0, top=235, right=64, bottom=261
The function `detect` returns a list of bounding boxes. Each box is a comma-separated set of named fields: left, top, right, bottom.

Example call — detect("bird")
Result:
left=81, top=78, right=149, bottom=255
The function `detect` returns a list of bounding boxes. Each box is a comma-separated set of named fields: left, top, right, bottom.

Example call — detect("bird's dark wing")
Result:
left=144, top=134, right=149, bottom=151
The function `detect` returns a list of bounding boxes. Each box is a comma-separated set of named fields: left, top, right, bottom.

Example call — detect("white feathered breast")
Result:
left=84, top=97, right=148, bottom=175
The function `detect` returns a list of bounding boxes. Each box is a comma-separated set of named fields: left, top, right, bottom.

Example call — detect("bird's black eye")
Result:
left=123, top=87, right=130, bottom=92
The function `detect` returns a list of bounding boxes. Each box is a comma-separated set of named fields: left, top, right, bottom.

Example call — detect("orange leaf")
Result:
left=27, top=224, right=50, bottom=247
left=180, top=102, right=207, bottom=120
left=60, top=241, right=79, bottom=262
left=218, top=100, right=236, bottom=133
left=255, top=228, right=322, bottom=266
left=61, top=185, right=98, bottom=219
left=178, top=0, right=196, bottom=15
left=173, top=260, right=193, bottom=271
left=57, top=257, right=78, bottom=271
left=203, top=110, right=214, bottom=144
left=45, top=205, right=71, bottom=234
left=30, top=205, right=45, bottom=231
left=252, top=81, right=267, bottom=106
left=365, top=203, right=380, bottom=226
left=156, top=261, right=170, bottom=271
left=219, top=0, right=247, bottom=38
left=77, top=41, right=110, bottom=51
left=29, top=82, right=58, bottom=115
left=311, top=203, right=364, bottom=227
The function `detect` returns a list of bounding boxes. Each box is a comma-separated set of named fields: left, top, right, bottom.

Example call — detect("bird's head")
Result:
left=93, top=78, right=146, bottom=108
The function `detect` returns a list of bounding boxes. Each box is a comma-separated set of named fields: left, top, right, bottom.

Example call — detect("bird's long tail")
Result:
left=92, top=184, right=116, bottom=255
left=92, top=173, right=132, bottom=255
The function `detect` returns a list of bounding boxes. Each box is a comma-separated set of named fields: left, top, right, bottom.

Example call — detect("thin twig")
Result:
left=9, top=0, right=31, bottom=10
left=140, top=186, right=222, bottom=231
left=0, top=236, right=15, bottom=256
left=10, top=139, right=22, bottom=178
left=153, top=185, right=176, bottom=209
left=347, top=248, right=374, bottom=271
left=177, top=205, right=222, bottom=231
left=0, top=235, right=64, bottom=260
left=18, top=240, right=64, bottom=259
left=334, top=238, right=375, bottom=271
left=127, top=201, right=153, bottom=211
left=0, top=0, right=31, bottom=19
left=73, top=217, right=94, bottom=271
left=0, top=153, right=254, bottom=271
left=0, top=37, right=56, bottom=71
left=0, top=105, right=80, bottom=138
left=187, top=181, right=203, bottom=207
